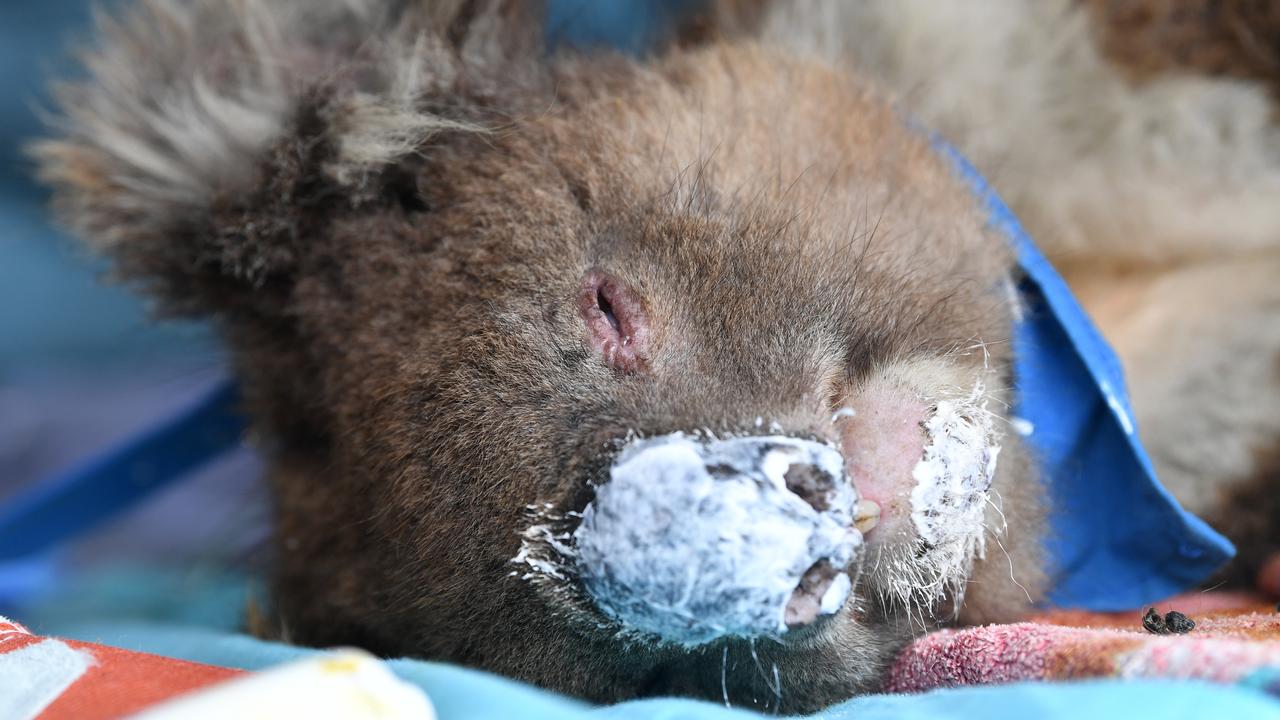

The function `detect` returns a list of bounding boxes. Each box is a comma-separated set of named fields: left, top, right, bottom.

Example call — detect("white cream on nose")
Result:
left=572, top=433, right=864, bottom=645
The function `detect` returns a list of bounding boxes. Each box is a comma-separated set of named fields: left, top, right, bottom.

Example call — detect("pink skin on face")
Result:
left=835, top=383, right=928, bottom=542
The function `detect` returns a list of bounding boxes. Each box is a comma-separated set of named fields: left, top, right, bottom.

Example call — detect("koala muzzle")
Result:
left=572, top=433, right=865, bottom=645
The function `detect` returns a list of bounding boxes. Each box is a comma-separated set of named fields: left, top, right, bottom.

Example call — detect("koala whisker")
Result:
left=994, top=533, right=1034, bottom=605
left=747, top=638, right=783, bottom=715
left=720, top=645, right=731, bottom=708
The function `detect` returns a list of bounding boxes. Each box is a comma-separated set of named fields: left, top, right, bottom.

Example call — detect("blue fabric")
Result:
left=38, top=621, right=1280, bottom=719
left=0, top=381, right=242, bottom=563
left=935, top=144, right=1234, bottom=607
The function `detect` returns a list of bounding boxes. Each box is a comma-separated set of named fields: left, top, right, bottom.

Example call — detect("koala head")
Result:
left=37, top=0, right=1044, bottom=712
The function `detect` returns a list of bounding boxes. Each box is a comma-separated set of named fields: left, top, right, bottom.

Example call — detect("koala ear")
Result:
left=33, top=0, right=539, bottom=316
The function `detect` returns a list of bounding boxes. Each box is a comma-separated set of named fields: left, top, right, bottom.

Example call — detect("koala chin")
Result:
left=35, top=0, right=1047, bottom=712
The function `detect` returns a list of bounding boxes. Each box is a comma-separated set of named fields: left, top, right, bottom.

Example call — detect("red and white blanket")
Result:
left=889, top=593, right=1280, bottom=697
left=0, top=617, right=433, bottom=719
left=5, top=595, right=1280, bottom=718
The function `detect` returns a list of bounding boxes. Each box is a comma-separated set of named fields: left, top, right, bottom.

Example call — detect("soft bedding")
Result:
left=890, top=594, right=1280, bottom=695
left=15, top=611, right=1280, bottom=720
left=9, top=572, right=1280, bottom=719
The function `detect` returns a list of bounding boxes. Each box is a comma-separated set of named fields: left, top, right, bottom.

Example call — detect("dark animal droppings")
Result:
left=1141, top=607, right=1166, bottom=634
left=1163, top=610, right=1195, bottom=634
left=1142, top=607, right=1195, bottom=635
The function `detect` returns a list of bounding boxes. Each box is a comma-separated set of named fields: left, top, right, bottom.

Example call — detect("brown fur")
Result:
left=1082, top=0, right=1280, bottom=94
left=1208, top=440, right=1280, bottom=589
left=676, top=0, right=772, bottom=45
left=35, top=0, right=1046, bottom=711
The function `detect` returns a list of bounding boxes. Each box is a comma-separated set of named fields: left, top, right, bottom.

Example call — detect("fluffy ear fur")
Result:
left=33, top=0, right=538, bottom=315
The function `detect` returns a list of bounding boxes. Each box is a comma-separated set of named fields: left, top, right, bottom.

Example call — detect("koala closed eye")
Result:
left=578, top=270, right=651, bottom=374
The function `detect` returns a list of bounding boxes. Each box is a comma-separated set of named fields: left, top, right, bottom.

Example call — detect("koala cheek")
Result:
left=837, top=377, right=1001, bottom=553
left=838, top=367, right=1005, bottom=608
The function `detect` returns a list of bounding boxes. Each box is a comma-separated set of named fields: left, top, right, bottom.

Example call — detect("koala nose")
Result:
left=572, top=433, right=865, bottom=645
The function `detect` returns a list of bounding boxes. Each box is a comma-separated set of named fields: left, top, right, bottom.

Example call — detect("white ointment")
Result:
left=571, top=433, right=863, bottom=645
left=901, top=384, right=1001, bottom=603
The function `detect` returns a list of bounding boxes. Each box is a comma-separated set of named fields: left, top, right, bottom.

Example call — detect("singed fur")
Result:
left=35, top=0, right=1047, bottom=711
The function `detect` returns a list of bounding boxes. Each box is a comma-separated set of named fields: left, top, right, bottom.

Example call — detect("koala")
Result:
left=35, top=0, right=1045, bottom=712
left=704, top=0, right=1280, bottom=598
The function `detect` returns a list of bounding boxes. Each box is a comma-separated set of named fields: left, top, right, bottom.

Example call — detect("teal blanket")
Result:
left=29, top=619, right=1280, bottom=720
